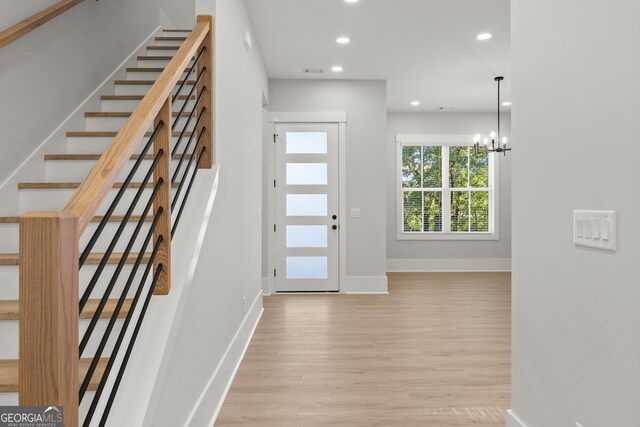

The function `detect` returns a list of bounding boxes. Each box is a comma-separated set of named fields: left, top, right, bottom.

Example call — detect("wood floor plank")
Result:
left=216, top=272, right=511, bottom=426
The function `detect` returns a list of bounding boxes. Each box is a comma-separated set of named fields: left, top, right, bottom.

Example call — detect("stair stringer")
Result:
left=90, top=166, right=220, bottom=427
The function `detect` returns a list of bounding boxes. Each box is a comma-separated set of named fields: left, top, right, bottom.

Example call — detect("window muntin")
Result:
left=399, top=142, right=494, bottom=237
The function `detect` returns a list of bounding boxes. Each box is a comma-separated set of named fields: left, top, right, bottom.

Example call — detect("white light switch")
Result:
left=574, top=210, right=616, bottom=251
left=350, top=208, right=361, bottom=218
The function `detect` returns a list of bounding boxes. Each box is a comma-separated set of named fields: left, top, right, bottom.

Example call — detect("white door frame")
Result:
left=268, top=112, right=347, bottom=293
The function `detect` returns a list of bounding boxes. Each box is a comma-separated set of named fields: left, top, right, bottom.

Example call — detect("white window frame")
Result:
left=396, top=134, right=499, bottom=241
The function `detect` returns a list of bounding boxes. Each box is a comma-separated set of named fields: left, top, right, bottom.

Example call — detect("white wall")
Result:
left=149, top=0, right=268, bottom=425
left=511, top=1, right=640, bottom=426
left=386, top=113, right=511, bottom=271
left=267, top=79, right=388, bottom=289
left=0, top=0, right=194, bottom=202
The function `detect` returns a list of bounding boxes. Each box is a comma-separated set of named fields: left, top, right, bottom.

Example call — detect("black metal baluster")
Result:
left=78, top=185, right=163, bottom=398
left=79, top=123, right=163, bottom=268
left=79, top=150, right=162, bottom=314
left=82, top=237, right=164, bottom=427
left=172, top=46, right=206, bottom=107
left=171, top=127, right=205, bottom=212
left=171, top=108, right=206, bottom=184
left=172, top=147, right=206, bottom=237
left=172, top=87, right=206, bottom=157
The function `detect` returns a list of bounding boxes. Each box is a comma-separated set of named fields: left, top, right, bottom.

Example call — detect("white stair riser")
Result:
left=0, top=225, right=17, bottom=252
left=126, top=70, right=188, bottom=80
left=45, top=159, right=185, bottom=182
left=154, top=40, right=184, bottom=47
left=101, top=99, right=196, bottom=112
left=137, top=58, right=194, bottom=68
left=67, top=136, right=188, bottom=153
left=20, top=187, right=176, bottom=214
left=85, top=116, right=193, bottom=131
left=146, top=47, right=180, bottom=55
left=0, top=318, right=136, bottom=360
left=115, top=83, right=195, bottom=96
left=0, top=264, right=152, bottom=301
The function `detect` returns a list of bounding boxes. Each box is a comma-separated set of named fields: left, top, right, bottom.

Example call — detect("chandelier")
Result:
left=474, top=76, right=511, bottom=156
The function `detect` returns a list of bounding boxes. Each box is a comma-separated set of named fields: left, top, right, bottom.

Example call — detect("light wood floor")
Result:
left=216, top=272, right=511, bottom=426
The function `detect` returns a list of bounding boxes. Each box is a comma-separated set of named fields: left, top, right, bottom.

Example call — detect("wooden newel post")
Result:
left=197, top=15, right=214, bottom=169
left=19, top=212, right=79, bottom=427
left=153, top=97, right=172, bottom=295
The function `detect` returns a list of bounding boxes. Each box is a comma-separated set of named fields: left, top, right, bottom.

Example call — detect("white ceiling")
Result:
left=246, top=0, right=511, bottom=113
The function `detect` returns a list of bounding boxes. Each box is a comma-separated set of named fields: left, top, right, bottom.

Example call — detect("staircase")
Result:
left=0, top=17, right=213, bottom=426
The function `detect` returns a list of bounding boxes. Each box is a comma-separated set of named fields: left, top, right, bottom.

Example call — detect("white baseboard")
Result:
left=183, top=290, right=264, bottom=427
left=387, top=258, right=511, bottom=272
left=261, top=276, right=274, bottom=295
left=506, top=410, right=527, bottom=427
left=343, top=276, right=389, bottom=294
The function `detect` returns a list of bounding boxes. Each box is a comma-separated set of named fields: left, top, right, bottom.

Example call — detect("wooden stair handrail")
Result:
left=18, top=16, right=214, bottom=425
left=0, top=0, right=85, bottom=48
left=64, top=18, right=210, bottom=235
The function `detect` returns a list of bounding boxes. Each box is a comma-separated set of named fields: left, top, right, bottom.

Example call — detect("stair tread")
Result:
left=66, top=131, right=192, bottom=137
left=114, top=79, right=195, bottom=85
left=147, top=46, right=179, bottom=50
left=0, top=215, right=153, bottom=224
left=137, top=55, right=187, bottom=61
left=84, top=111, right=193, bottom=118
left=0, top=252, right=151, bottom=266
left=101, top=95, right=194, bottom=101
left=0, top=358, right=108, bottom=393
left=126, top=67, right=190, bottom=72
left=18, top=182, right=180, bottom=189
left=0, top=299, right=134, bottom=321
left=155, top=36, right=187, bottom=41
left=162, top=29, right=191, bottom=32
left=45, top=153, right=190, bottom=161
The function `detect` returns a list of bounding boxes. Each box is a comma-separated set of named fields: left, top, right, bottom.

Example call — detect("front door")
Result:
left=275, top=123, right=339, bottom=292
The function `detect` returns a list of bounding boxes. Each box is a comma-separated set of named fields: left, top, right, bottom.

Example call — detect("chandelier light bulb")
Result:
left=483, top=138, right=489, bottom=146
left=502, top=137, right=508, bottom=145
left=490, top=131, right=496, bottom=140
left=474, top=134, right=481, bottom=143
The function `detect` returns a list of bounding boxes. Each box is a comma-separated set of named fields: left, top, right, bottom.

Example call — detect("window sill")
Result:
left=397, top=232, right=499, bottom=241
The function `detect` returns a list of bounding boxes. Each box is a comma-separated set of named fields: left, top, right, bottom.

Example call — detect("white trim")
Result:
left=396, top=134, right=476, bottom=146
left=387, top=258, right=511, bottom=272
left=338, top=122, right=347, bottom=293
left=506, top=410, right=528, bottom=427
left=0, top=26, right=161, bottom=193
left=268, top=113, right=347, bottom=292
left=270, top=111, right=347, bottom=123
left=183, top=290, right=264, bottom=427
left=343, top=276, right=389, bottom=293
left=261, top=277, right=274, bottom=295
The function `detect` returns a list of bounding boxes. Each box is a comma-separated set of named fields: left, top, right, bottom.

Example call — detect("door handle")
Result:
left=332, top=225, right=338, bottom=230
left=332, top=215, right=337, bottom=220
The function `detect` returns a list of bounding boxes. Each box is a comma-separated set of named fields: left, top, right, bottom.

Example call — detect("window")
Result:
left=397, top=135, right=498, bottom=240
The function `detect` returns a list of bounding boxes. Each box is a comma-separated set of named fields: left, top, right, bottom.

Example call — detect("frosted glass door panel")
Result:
left=287, top=225, right=328, bottom=248
left=286, top=257, right=328, bottom=279
left=286, top=194, right=327, bottom=216
left=286, top=132, right=327, bottom=154
left=286, top=163, right=328, bottom=185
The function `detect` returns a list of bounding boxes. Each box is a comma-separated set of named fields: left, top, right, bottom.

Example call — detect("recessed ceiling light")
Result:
left=502, top=101, right=512, bottom=106
left=345, top=0, right=359, bottom=2
left=411, top=101, right=420, bottom=106
left=476, top=33, right=493, bottom=41
left=336, top=36, right=351, bottom=44
left=332, top=66, right=344, bottom=72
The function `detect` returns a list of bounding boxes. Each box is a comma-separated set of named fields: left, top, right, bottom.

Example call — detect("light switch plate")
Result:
left=574, top=210, right=616, bottom=251
left=350, top=208, right=361, bottom=218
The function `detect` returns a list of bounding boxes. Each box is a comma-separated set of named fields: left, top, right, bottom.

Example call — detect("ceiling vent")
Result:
left=303, top=68, right=325, bottom=74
